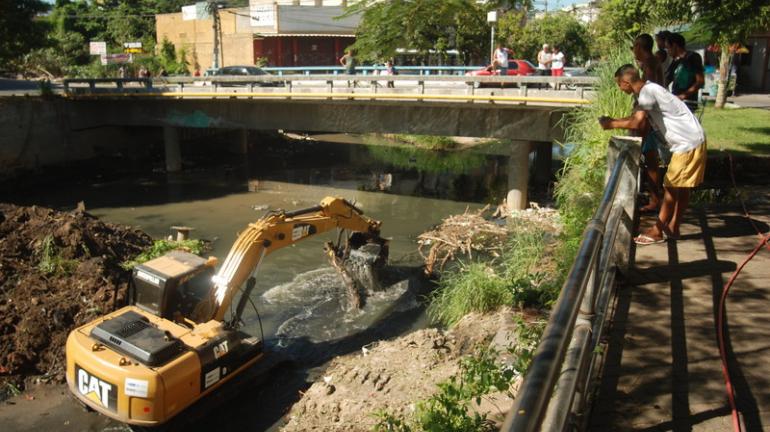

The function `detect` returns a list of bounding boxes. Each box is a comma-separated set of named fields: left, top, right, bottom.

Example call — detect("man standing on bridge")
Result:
left=599, top=64, right=706, bottom=245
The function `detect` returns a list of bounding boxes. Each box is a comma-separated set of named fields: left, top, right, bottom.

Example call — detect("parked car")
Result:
left=213, top=65, right=283, bottom=87
left=465, top=59, right=537, bottom=77
left=465, top=60, right=536, bottom=88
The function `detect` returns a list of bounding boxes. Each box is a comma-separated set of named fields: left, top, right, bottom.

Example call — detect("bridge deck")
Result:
left=590, top=191, right=770, bottom=431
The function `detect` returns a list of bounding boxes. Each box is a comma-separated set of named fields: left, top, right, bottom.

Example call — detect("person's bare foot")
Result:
left=639, top=203, right=659, bottom=213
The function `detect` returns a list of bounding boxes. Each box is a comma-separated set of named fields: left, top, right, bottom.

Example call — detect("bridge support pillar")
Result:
left=507, top=140, right=532, bottom=211
left=534, top=141, right=552, bottom=187
left=236, top=129, right=249, bottom=155
left=163, top=126, right=182, bottom=173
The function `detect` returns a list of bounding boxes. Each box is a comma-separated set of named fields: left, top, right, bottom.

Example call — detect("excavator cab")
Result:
left=131, top=250, right=217, bottom=325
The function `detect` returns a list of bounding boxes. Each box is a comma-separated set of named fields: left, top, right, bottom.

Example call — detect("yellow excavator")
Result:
left=65, top=197, right=387, bottom=427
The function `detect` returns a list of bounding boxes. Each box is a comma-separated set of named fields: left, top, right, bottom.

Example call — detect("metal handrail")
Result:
left=502, top=137, right=640, bottom=432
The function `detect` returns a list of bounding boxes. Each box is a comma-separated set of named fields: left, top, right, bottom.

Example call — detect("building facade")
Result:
left=155, top=0, right=360, bottom=72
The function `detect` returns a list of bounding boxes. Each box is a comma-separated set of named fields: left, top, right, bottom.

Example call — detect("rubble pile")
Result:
left=0, top=204, right=152, bottom=394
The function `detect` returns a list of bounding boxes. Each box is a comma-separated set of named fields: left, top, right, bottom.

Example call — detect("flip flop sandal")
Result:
left=634, top=234, right=665, bottom=245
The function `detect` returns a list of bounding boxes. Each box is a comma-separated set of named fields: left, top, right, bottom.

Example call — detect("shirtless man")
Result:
left=633, top=33, right=666, bottom=213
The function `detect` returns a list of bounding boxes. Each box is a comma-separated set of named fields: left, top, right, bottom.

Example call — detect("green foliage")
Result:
left=428, top=224, right=560, bottom=326
left=157, top=37, right=190, bottom=75
left=589, top=0, right=690, bottom=58
left=690, top=0, right=770, bottom=45
left=0, top=0, right=50, bottom=68
left=372, top=410, right=414, bottom=432
left=393, top=135, right=459, bottom=150
left=37, top=235, right=78, bottom=276
left=365, top=143, right=486, bottom=175
left=498, top=11, right=591, bottom=65
left=554, top=49, right=634, bottom=265
left=121, top=239, right=206, bottom=270
left=345, top=0, right=530, bottom=64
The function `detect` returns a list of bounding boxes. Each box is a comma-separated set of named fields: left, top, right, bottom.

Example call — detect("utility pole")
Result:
left=207, top=0, right=222, bottom=71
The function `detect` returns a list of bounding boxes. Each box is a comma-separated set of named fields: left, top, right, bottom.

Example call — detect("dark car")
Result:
left=214, top=66, right=282, bottom=87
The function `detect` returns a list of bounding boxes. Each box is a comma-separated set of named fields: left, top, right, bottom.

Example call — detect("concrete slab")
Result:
left=589, top=196, right=770, bottom=431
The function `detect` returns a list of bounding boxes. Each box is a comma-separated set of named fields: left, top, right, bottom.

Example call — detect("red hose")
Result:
left=717, top=233, right=769, bottom=432
left=717, top=153, right=770, bottom=432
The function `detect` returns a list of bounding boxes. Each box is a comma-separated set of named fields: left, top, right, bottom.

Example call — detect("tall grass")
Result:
left=554, top=49, right=635, bottom=263
left=120, top=239, right=206, bottom=270
left=428, top=223, right=559, bottom=326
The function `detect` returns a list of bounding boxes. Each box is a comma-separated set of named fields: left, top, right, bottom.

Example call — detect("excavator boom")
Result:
left=210, top=197, right=384, bottom=321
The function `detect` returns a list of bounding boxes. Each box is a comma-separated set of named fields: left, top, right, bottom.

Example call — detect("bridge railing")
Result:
left=63, top=75, right=598, bottom=103
left=501, top=136, right=641, bottom=432
left=260, top=65, right=589, bottom=77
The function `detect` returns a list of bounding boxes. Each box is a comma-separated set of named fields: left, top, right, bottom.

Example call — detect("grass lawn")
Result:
left=700, top=106, right=770, bottom=156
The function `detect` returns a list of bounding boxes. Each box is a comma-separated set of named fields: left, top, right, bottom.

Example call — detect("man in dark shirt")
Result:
left=666, top=33, right=705, bottom=112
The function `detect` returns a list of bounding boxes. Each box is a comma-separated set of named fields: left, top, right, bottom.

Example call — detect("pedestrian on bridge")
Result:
left=340, top=49, right=358, bottom=88
left=492, top=43, right=514, bottom=76
left=599, top=64, right=706, bottom=246
left=537, top=44, right=552, bottom=76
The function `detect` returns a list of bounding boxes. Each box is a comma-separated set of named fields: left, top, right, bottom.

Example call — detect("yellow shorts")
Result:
left=664, top=142, right=706, bottom=188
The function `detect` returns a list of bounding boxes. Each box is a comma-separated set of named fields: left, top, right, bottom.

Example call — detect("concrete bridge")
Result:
left=2, top=75, right=597, bottom=209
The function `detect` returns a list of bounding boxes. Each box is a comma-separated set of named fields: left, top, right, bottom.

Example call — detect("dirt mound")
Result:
left=0, top=204, right=152, bottom=394
left=281, top=309, right=520, bottom=432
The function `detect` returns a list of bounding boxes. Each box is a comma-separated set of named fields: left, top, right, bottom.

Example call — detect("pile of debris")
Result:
left=417, top=205, right=509, bottom=274
left=417, top=204, right=562, bottom=274
left=0, top=204, right=152, bottom=395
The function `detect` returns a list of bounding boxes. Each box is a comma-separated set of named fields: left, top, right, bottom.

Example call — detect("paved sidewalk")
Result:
left=727, top=93, right=770, bottom=109
left=589, top=191, right=770, bottom=431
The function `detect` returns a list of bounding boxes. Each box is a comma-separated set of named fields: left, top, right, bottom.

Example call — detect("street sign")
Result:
left=101, top=53, right=133, bottom=65
left=487, top=11, right=498, bottom=23
left=182, top=2, right=209, bottom=21
left=250, top=3, right=275, bottom=27
left=123, top=42, right=143, bottom=54
left=89, top=41, right=107, bottom=56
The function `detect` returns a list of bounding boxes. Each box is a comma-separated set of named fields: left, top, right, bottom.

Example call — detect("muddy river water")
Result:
left=0, top=135, right=517, bottom=431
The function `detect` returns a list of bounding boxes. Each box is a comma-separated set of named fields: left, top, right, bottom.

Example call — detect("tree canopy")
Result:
left=498, top=11, right=591, bottom=65
left=0, top=0, right=50, bottom=68
left=345, top=0, right=532, bottom=64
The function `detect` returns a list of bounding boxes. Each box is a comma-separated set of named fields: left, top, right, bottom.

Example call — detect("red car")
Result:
left=465, top=59, right=537, bottom=77
left=465, top=59, right=537, bottom=87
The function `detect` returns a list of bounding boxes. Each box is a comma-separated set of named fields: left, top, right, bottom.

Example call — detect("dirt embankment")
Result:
left=281, top=309, right=523, bottom=432
left=0, top=204, right=152, bottom=396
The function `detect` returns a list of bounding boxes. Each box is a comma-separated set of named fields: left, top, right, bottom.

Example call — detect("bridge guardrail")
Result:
left=502, top=136, right=641, bottom=432
left=62, top=75, right=597, bottom=105
left=259, top=65, right=590, bottom=77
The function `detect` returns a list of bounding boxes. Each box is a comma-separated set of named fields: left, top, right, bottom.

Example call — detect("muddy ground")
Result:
left=0, top=204, right=152, bottom=398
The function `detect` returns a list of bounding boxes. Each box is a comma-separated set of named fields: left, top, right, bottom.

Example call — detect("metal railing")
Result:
left=61, top=75, right=597, bottom=106
left=502, top=137, right=641, bottom=432
left=260, top=65, right=590, bottom=77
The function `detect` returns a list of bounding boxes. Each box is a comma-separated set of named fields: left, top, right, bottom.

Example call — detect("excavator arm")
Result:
left=209, top=196, right=385, bottom=322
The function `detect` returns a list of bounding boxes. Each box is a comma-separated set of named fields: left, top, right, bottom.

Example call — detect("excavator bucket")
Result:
left=326, top=234, right=389, bottom=309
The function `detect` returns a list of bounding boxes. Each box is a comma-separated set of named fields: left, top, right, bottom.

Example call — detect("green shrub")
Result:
left=37, top=235, right=78, bottom=276
left=121, top=239, right=206, bottom=270
left=428, top=222, right=559, bottom=326
left=554, top=48, right=635, bottom=266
